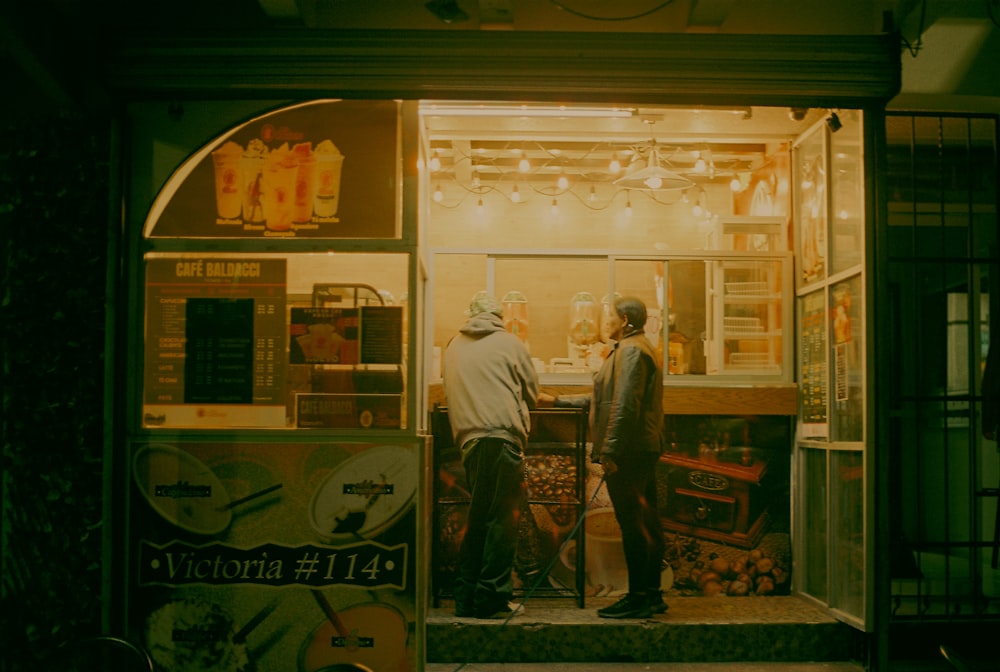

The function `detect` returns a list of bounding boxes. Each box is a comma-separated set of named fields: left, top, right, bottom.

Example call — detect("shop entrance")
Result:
left=421, top=101, right=869, bottom=631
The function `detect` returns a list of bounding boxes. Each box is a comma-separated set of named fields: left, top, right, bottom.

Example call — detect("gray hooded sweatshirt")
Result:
left=443, top=312, right=539, bottom=460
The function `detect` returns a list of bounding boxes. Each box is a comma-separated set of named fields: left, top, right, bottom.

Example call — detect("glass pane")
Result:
left=432, top=254, right=488, bottom=374
left=666, top=259, right=707, bottom=375
left=830, top=449, right=864, bottom=618
left=798, top=290, right=828, bottom=438
left=830, top=275, right=864, bottom=442
left=885, top=114, right=917, bottom=259
left=142, top=252, right=409, bottom=429
left=494, top=257, right=609, bottom=370
left=802, top=446, right=829, bottom=600
left=970, top=117, right=999, bottom=259
left=795, top=125, right=827, bottom=288
left=829, top=110, right=864, bottom=275
left=612, top=258, right=666, bottom=363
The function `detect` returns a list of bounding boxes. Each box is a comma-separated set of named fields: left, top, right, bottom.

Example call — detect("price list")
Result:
left=144, top=258, right=286, bottom=411
left=798, top=291, right=828, bottom=430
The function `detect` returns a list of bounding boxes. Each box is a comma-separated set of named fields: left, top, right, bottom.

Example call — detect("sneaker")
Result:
left=597, top=593, right=653, bottom=619
left=647, top=591, right=669, bottom=615
left=475, top=600, right=523, bottom=619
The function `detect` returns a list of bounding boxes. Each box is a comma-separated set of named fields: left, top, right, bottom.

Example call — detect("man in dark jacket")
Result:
left=444, top=292, right=539, bottom=618
left=563, top=296, right=668, bottom=619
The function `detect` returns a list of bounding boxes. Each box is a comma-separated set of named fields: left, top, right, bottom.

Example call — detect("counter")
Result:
left=427, top=382, right=797, bottom=416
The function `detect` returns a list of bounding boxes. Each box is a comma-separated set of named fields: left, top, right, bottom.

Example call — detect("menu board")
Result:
left=798, top=290, right=828, bottom=437
left=145, top=100, right=399, bottom=240
left=144, top=257, right=287, bottom=428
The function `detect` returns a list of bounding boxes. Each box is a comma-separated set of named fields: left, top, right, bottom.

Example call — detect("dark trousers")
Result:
left=455, top=437, right=525, bottom=614
left=604, top=452, right=666, bottom=596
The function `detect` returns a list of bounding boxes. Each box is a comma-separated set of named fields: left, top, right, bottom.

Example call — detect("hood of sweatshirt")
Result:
left=459, top=312, right=506, bottom=337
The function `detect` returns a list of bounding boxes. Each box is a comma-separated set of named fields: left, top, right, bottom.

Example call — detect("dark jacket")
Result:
left=590, top=330, right=664, bottom=464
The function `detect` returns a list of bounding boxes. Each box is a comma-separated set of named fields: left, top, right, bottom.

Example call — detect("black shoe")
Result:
left=647, top=590, right=669, bottom=615
left=597, top=593, right=653, bottom=619
left=475, top=600, right=521, bottom=619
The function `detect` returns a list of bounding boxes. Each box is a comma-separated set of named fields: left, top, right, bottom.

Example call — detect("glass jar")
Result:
left=501, top=290, right=530, bottom=346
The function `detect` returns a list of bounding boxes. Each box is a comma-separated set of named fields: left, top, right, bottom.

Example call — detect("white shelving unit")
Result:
left=706, top=257, right=787, bottom=377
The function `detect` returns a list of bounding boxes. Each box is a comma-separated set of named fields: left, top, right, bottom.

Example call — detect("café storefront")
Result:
left=109, top=31, right=899, bottom=670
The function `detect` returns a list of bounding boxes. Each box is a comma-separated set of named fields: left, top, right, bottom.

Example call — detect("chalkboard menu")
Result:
left=184, top=298, right=254, bottom=403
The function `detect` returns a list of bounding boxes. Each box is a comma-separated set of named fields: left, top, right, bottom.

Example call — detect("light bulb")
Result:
left=476, top=197, right=484, bottom=215
left=692, top=203, right=704, bottom=217
left=429, top=150, right=441, bottom=172
left=433, top=185, right=444, bottom=203
left=694, top=158, right=706, bottom=173
left=472, top=171, right=480, bottom=188
left=550, top=198, right=559, bottom=215
left=519, top=158, right=531, bottom=173
left=625, top=198, right=633, bottom=217
left=557, top=174, right=569, bottom=191
left=644, top=175, right=663, bottom=190
left=589, top=185, right=597, bottom=202
left=609, top=158, right=621, bottom=174
left=511, top=185, right=521, bottom=203
left=730, top=177, right=742, bottom=192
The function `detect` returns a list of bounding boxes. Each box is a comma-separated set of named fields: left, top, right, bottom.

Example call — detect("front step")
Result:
left=427, top=596, right=863, bottom=665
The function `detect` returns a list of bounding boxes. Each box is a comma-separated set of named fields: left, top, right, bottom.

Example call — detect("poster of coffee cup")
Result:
left=559, top=507, right=674, bottom=597
left=144, top=100, right=399, bottom=240
left=132, top=443, right=284, bottom=538
left=309, top=444, right=418, bottom=543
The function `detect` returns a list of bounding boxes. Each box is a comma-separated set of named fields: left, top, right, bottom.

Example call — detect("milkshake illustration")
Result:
left=240, top=139, right=268, bottom=223
left=313, top=139, right=345, bottom=219
left=211, top=141, right=243, bottom=220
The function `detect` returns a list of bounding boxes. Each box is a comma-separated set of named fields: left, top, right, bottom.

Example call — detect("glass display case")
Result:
left=433, top=252, right=793, bottom=384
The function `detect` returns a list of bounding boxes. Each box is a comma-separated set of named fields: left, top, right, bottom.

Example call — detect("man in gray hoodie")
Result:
left=444, top=292, right=539, bottom=618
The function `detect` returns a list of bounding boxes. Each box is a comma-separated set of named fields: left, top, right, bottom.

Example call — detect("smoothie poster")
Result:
left=145, top=100, right=399, bottom=239
left=127, top=440, right=420, bottom=672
